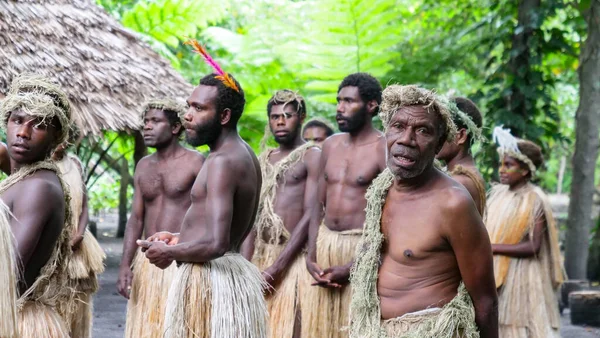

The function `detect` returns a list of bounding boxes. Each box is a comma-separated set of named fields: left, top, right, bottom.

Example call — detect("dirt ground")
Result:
left=90, top=214, right=600, bottom=338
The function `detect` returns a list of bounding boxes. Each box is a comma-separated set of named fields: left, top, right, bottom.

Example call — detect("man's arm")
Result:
left=240, top=229, right=256, bottom=261
left=306, top=140, right=330, bottom=284
left=160, top=156, right=236, bottom=263
left=445, top=190, right=498, bottom=338
left=10, top=179, right=63, bottom=267
left=492, top=215, right=545, bottom=258
left=264, top=147, right=321, bottom=285
left=117, top=168, right=145, bottom=298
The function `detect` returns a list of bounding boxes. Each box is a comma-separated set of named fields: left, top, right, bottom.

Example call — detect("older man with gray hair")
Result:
left=349, top=85, right=498, bottom=338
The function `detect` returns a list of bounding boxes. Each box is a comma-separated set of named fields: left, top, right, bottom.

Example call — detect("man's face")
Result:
left=269, top=104, right=303, bottom=145
left=303, top=126, right=329, bottom=145
left=336, top=86, right=369, bottom=133
left=499, top=155, right=528, bottom=186
left=385, top=105, right=443, bottom=179
left=142, top=108, right=179, bottom=148
left=435, top=139, right=460, bottom=163
left=6, top=110, right=59, bottom=165
left=184, top=85, right=222, bottom=147
left=435, top=128, right=467, bottom=162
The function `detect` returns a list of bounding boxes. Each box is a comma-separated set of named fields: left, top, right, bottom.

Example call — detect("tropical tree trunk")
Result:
left=565, top=1, right=600, bottom=280
left=116, top=157, right=130, bottom=238
left=505, top=0, right=541, bottom=137
left=133, top=131, right=147, bottom=170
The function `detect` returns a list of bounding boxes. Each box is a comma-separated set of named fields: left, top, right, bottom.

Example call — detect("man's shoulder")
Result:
left=16, top=170, right=64, bottom=201
left=321, top=133, right=346, bottom=149
left=182, top=147, right=206, bottom=162
left=433, top=173, right=475, bottom=214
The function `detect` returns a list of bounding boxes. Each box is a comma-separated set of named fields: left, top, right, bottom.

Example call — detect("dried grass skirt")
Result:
left=381, top=283, right=478, bottom=338
left=302, top=224, right=363, bottom=338
left=253, top=243, right=312, bottom=338
left=163, top=253, right=268, bottom=338
left=125, top=249, right=176, bottom=338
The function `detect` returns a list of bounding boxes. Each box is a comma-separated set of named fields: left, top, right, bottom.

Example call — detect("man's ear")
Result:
left=220, top=108, right=232, bottom=125
left=367, top=100, right=379, bottom=116
left=172, top=122, right=183, bottom=135
left=455, top=128, right=468, bottom=147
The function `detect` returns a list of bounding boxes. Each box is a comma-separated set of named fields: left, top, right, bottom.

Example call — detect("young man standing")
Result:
left=243, top=90, right=320, bottom=337
left=139, top=73, right=267, bottom=337
left=436, top=97, right=487, bottom=214
left=0, top=74, right=76, bottom=337
left=118, top=99, right=204, bottom=338
left=304, top=73, right=387, bottom=338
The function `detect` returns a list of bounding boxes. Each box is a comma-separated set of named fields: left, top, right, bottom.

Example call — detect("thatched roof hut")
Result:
left=0, top=0, right=193, bottom=136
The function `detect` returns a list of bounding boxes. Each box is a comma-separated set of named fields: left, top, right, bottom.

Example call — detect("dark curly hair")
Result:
left=303, top=119, right=334, bottom=137
left=517, top=139, right=544, bottom=172
left=338, top=73, right=382, bottom=113
left=199, top=73, right=245, bottom=125
left=452, top=96, right=483, bottom=144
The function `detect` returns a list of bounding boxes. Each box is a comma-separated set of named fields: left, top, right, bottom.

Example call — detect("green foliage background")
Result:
left=87, top=0, right=597, bottom=212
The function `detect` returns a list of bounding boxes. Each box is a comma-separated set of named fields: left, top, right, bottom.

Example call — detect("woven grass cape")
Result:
left=0, top=161, right=75, bottom=337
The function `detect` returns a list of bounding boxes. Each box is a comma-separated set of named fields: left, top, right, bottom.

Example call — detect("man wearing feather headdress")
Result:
left=303, top=72, right=387, bottom=338
left=485, top=127, right=564, bottom=338
left=436, top=97, right=487, bottom=215
left=117, top=98, right=204, bottom=338
left=241, top=89, right=321, bottom=338
left=0, top=74, right=77, bottom=338
left=137, top=39, right=267, bottom=338
left=349, top=85, right=498, bottom=338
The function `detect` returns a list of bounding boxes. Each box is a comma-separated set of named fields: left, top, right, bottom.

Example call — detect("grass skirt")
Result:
left=125, top=249, right=176, bottom=338
left=19, top=301, right=69, bottom=338
left=303, top=224, right=362, bottom=338
left=164, top=253, right=268, bottom=338
left=0, top=201, right=18, bottom=337
left=253, top=243, right=312, bottom=338
left=381, top=283, right=478, bottom=338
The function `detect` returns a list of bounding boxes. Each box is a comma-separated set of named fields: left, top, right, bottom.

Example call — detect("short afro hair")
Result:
left=303, top=118, right=334, bottom=137
left=517, top=139, right=544, bottom=172
left=452, top=97, right=483, bottom=143
left=338, top=73, right=382, bottom=113
left=199, top=73, right=245, bottom=125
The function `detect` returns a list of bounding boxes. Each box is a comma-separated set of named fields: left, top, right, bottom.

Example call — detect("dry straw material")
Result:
left=0, top=0, right=193, bottom=136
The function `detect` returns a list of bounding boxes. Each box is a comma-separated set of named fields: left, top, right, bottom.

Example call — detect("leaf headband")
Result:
left=184, top=39, right=240, bottom=93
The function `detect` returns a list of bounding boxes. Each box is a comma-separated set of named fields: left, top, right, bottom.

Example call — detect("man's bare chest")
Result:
left=140, top=168, right=196, bottom=200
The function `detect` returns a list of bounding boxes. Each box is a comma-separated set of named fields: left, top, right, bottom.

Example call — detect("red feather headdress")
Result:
left=184, top=39, right=240, bottom=93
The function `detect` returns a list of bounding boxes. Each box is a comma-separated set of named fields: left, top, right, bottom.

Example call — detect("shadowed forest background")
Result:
left=75, top=0, right=599, bottom=281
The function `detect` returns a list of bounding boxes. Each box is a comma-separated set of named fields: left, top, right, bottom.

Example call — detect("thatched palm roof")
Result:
left=0, top=0, right=193, bottom=136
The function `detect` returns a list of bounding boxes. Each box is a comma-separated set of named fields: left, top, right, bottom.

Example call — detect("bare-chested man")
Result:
left=436, top=96, right=486, bottom=214
left=138, top=73, right=267, bottom=337
left=0, top=74, right=75, bottom=337
left=302, top=117, right=335, bottom=145
left=241, top=90, right=320, bottom=338
left=118, top=99, right=204, bottom=338
left=349, top=85, right=497, bottom=338
left=304, top=72, right=387, bottom=338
